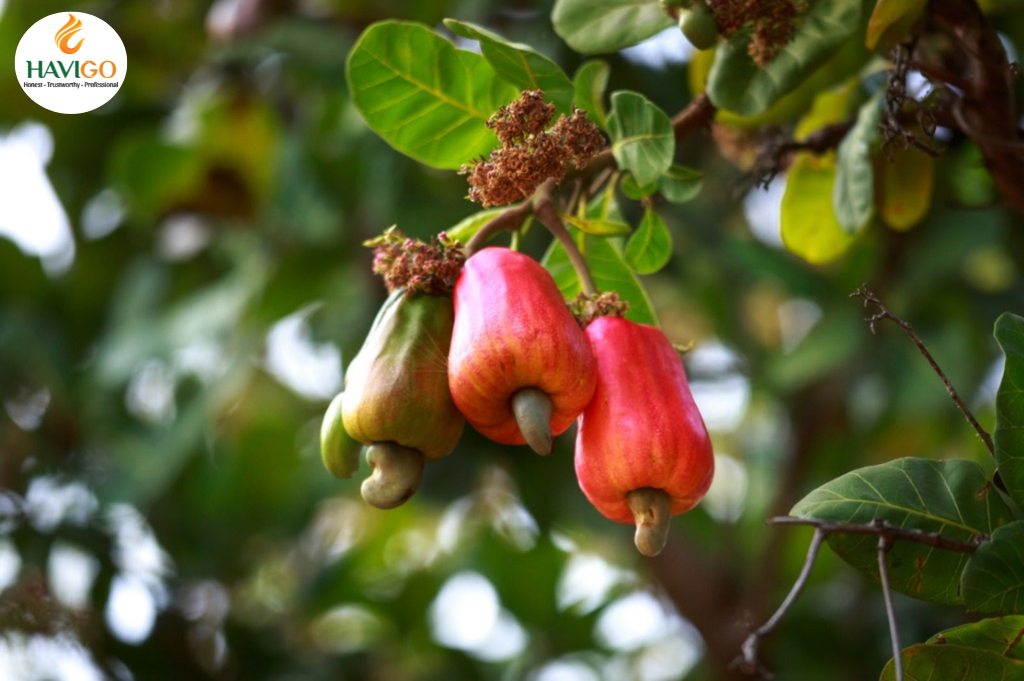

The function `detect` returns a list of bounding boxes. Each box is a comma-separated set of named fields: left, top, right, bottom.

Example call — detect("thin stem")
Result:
left=851, top=284, right=996, bottom=457
left=878, top=535, right=904, bottom=681
left=737, top=528, right=826, bottom=676
left=464, top=198, right=534, bottom=256
left=767, top=516, right=984, bottom=553
left=534, top=179, right=598, bottom=296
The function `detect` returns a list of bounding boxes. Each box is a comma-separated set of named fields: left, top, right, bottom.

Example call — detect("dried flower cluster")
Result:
left=365, top=227, right=465, bottom=296
left=461, top=90, right=605, bottom=208
left=569, top=292, right=630, bottom=328
left=708, top=0, right=808, bottom=65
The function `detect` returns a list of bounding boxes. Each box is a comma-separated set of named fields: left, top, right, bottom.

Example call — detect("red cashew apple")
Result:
left=575, top=316, right=714, bottom=556
left=448, top=247, right=597, bottom=454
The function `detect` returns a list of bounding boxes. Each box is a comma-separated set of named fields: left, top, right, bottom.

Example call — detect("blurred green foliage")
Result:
left=1, top=1, right=1023, bottom=680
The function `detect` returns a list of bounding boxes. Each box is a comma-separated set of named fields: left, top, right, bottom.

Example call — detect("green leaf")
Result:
left=443, top=19, right=574, bottom=115
left=963, top=522, right=1024, bottom=615
left=574, top=60, right=611, bottom=130
left=707, top=0, right=865, bottom=116
left=834, top=91, right=883, bottom=235
left=608, top=91, right=674, bottom=187
left=624, top=207, right=672, bottom=274
left=867, top=0, right=929, bottom=49
left=880, top=644, right=1024, bottom=681
left=552, top=0, right=674, bottom=55
left=560, top=213, right=632, bottom=236
left=781, top=153, right=857, bottom=264
left=791, top=457, right=1014, bottom=605
left=542, top=230, right=657, bottom=326
left=347, top=21, right=519, bottom=169
left=619, top=173, right=657, bottom=200
left=659, top=165, right=703, bottom=204
left=995, top=313, right=1024, bottom=509
left=927, top=616, right=1024, bottom=660
left=444, top=208, right=508, bottom=244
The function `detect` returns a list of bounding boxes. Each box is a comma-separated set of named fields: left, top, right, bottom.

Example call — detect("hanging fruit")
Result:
left=575, top=315, right=715, bottom=556
left=336, top=229, right=466, bottom=509
left=448, top=247, right=597, bottom=455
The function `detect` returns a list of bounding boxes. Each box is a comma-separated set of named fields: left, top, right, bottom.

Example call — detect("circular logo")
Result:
left=15, top=12, right=128, bottom=115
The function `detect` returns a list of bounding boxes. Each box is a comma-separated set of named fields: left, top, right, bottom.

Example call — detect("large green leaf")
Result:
left=927, top=616, right=1024, bottom=659
left=542, top=230, right=657, bottom=326
left=880, top=644, right=1024, bottom=681
left=994, top=313, right=1024, bottom=509
left=833, top=91, right=883, bottom=235
left=624, top=206, right=672, bottom=274
left=780, top=153, right=857, bottom=264
left=791, top=457, right=1014, bottom=605
left=552, top=0, right=674, bottom=54
left=607, top=91, right=674, bottom=187
left=707, top=0, right=865, bottom=116
left=443, top=19, right=574, bottom=115
left=963, top=522, right=1024, bottom=615
left=347, top=21, right=519, bottom=169
left=573, top=60, right=611, bottom=130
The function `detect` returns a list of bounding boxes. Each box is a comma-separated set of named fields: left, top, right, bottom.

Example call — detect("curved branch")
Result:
left=464, top=198, right=534, bottom=256
left=534, top=179, right=598, bottom=296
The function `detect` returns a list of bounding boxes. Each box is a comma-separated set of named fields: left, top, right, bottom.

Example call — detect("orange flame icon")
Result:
left=55, top=14, right=84, bottom=55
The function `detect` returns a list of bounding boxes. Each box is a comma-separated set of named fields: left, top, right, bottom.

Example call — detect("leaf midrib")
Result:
left=798, top=493, right=982, bottom=535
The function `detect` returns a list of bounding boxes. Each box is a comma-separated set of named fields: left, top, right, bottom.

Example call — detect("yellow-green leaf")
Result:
left=877, top=147, right=935, bottom=231
left=560, top=212, right=632, bottom=236
left=794, top=79, right=862, bottom=140
left=866, top=0, right=928, bottom=50
left=781, top=153, right=857, bottom=264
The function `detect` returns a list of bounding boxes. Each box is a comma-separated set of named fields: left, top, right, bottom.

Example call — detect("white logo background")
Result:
left=15, top=12, right=128, bottom=115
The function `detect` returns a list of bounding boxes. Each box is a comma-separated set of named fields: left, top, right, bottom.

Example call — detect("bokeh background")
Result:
left=1, top=1, right=1023, bottom=680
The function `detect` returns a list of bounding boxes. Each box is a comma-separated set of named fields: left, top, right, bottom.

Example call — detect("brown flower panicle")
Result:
left=707, top=0, right=809, bottom=65
left=461, top=90, right=605, bottom=208
left=365, top=227, right=465, bottom=296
